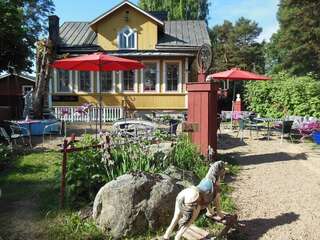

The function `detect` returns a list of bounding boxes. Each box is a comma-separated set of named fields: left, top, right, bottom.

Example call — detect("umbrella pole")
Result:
left=99, top=71, right=102, bottom=131
left=231, top=81, right=236, bottom=129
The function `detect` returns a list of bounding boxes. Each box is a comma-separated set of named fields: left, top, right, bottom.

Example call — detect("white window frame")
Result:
left=55, top=69, right=73, bottom=93
left=140, top=60, right=160, bottom=93
left=75, top=71, right=94, bottom=93
left=163, top=60, right=182, bottom=93
left=120, top=70, right=138, bottom=93
left=22, top=85, right=33, bottom=95
left=117, top=26, right=137, bottom=50
left=97, top=71, right=116, bottom=93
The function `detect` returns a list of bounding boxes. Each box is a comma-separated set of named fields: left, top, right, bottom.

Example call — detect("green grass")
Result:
left=0, top=150, right=106, bottom=240
left=0, top=151, right=61, bottom=211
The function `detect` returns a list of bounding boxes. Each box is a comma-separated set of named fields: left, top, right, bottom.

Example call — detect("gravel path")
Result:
left=219, top=130, right=320, bottom=240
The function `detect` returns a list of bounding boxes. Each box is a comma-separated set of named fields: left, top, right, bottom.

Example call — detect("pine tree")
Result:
left=210, top=17, right=265, bottom=73
left=266, top=0, right=320, bottom=75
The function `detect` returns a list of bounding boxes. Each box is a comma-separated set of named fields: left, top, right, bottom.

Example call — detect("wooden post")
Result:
left=60, top=138, right=68, bottom=208
left=186, top=78, right=219, bottom=157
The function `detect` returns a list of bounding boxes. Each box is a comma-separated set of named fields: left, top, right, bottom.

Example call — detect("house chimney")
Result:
left=48, top=15, right=60, bottom=47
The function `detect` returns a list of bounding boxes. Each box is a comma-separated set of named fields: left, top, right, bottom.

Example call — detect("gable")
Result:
left=90, top=1, right=163, bottom=31
left=92, top=4, right=159, bottom=50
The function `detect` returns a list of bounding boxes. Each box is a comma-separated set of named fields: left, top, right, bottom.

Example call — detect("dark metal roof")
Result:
left=59, top=22, right=97, bottom=47
left=157, top=21, right=211, bottom=48
left=58, top=20, right=210, bottom=50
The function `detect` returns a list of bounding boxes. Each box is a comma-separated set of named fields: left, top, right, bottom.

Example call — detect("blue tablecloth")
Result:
left=17, top=119, right=60, bottom=136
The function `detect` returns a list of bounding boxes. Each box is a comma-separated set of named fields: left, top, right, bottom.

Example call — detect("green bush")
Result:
left=0, top=144, right=11, bottom=169
left=66, top=135, right=105, bottom=204
left=66, top=134, right=164, bottom=205
left=66, top=134, right=231, bottom=205
left=244, top=72, right=320, bottom=118
left=167, top=135, right=208, bottom=178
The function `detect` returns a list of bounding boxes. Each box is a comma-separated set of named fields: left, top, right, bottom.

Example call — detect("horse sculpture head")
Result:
left=205, top=160, right=226, bottom=183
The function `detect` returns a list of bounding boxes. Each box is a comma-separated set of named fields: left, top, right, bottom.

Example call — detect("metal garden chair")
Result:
left=0, top=123, right=32, bottom=148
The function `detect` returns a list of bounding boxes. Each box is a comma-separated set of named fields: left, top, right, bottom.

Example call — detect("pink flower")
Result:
left=61, top=108, right=69, bottom=116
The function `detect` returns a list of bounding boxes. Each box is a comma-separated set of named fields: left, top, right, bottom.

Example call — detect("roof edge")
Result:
left=0, top=73, right=35, bottom=82
left=90, top=1, right=164, bottom=27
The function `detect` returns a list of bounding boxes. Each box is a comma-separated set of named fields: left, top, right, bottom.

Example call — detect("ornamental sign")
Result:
left=182, top=122, right=199, bottom=132
left=197, top=43, right=212, bottom=74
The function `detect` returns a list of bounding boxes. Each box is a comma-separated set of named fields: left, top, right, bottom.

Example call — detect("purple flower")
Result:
left=61, top=108, right=69, bottom=116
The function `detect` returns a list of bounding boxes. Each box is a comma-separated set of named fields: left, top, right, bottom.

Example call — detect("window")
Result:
left=142, top=62, right=158, bottom=92
left=57, top=70, right=71, bottom=92
left=118, top=26, right=136, bottom=49
left=78, top=71, right=91, bottom=92
left=22, top=85, right=33, bottom=95
left=165, top=62, right=180, bottom=91
left=100, top=71, right=113, bottom=92
left=122, top=70, right=135, bottom=92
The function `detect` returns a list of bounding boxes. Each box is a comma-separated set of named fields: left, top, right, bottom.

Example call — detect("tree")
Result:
left=210, top=17, right=265, bottom=73
left=266, top=0, right=320, bottom=76
left=0, top=0, right=54, bottom=73
left=138, top=0, right=210, bottom=23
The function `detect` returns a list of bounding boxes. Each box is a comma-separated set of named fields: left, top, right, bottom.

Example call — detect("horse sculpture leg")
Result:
left=175, top=205, right=201, bottom=240
left=163, top=201, right=181, bottom=239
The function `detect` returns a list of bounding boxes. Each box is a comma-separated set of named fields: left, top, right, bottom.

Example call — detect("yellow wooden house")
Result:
left=49, top=1, right=211, bottom=118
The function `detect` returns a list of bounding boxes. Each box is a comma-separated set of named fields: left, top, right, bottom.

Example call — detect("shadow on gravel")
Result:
left=223, top=151, right=307, bottom=166
left=239, top=212, right=300, bottom=240
left=218, top=134, right=248, bottom=150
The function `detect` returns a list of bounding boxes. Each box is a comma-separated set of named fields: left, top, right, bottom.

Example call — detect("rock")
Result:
left=93, top=172, right=183, bottom=239
left=163, top=165, right=200, bottom=188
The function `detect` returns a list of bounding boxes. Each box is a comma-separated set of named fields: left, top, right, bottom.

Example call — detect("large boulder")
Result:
left=92, top=172, right=183, bottom=239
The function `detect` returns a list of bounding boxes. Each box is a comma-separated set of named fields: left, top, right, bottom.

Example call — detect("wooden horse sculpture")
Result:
left=163, top=161, right=239, bottom=240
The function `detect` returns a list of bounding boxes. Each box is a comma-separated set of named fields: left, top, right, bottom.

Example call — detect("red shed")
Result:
left=0, top=73, right=35, bottom=120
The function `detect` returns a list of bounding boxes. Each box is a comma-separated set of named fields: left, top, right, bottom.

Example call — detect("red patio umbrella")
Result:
left=208, top=67, right=271, bottom=100
left=208, top=68, right=271, bottom=81
left=208, top=67, right=271, bottom=117
left=52, top=52, right=144, bottom=130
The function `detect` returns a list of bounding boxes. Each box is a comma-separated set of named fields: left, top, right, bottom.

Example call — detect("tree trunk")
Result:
left=32, top=40, right=54, bottom=119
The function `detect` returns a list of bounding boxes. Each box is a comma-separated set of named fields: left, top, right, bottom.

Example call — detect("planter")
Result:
left=312, top=131, right=320, bottom=144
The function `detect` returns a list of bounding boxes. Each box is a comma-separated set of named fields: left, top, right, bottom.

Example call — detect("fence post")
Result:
left=60, top=138, right=68, bottom=208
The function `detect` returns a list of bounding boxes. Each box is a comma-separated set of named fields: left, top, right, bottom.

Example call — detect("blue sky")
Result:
left=53, top=0, right=279, bottom=42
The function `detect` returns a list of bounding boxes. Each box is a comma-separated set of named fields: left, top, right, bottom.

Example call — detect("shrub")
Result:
left=66, top=134, right=163, bottom=205
left=167, top=135, right=208, bottom=178
left=0, top=144, right=11, bottom=169
left=244, top=72, right=320, bottom=118
left=66, top=135, right=105, bottom=204
left=66, top=134, right=228, bottom=205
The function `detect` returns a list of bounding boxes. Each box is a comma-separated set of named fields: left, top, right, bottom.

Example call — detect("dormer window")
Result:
left=118, top=26, right=137, bottom=49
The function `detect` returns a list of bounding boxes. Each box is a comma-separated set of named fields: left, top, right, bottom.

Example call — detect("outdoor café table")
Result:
left=253, top=117, right=282, bottom=140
